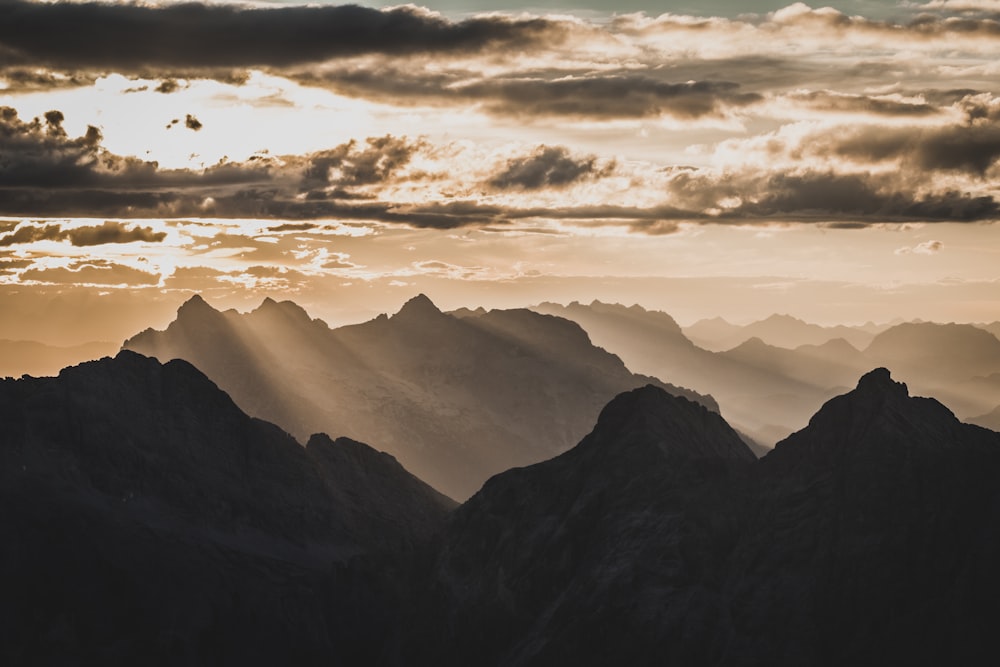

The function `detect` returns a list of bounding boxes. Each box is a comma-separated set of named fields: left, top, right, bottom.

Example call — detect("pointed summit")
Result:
left=392, top=293, right=444, bottom=321
left=176, top=293, right=221, bottom=320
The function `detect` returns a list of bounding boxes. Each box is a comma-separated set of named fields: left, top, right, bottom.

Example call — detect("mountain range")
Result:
left=397, top=368, right=1000, bottom=665
left=124, top=294, right=712, bottom=500
left=533, top=300, right=1000, bottom=447
left=4, top=350, right=997, bottom=664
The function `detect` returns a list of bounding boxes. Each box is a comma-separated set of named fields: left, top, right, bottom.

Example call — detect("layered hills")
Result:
left=533, top=300, right=1000, bottom=448
left=124, top=294, right=712, bottom=500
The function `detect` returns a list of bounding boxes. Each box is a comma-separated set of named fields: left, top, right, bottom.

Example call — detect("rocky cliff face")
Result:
left=0, top=351, right=453, bottom=666
left=126, top=294, right=714, bottom=500
left=400, top=369, right=1000, bottom=666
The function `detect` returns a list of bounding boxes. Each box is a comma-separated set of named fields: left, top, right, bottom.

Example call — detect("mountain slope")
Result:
left=0, top=351, right=454, bottom=665
left=401, top=369, right=1000, bottom=666
left=126, top=294, right=714, bottom=499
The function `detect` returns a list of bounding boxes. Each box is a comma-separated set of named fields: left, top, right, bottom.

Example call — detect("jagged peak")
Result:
left=855, top=367, right=909, bottom=398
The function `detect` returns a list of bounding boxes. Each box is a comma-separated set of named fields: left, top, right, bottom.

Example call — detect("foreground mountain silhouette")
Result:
left=0, top=351, right=453, bottom=665
left=3, top=359, right=999, bottom=664
left=396, top=369, right=1000, bottom=666
left=125, top=294, right=713, bottom=499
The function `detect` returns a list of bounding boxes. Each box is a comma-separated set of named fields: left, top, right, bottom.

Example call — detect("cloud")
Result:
left=0, top=67, right=98, bottom=93
left=487, top=146, right=611, bottom=190
left=19, top=259, right=160, bottom=286
left=268, top=223, right=318, bottom=233
left=184, top=114, right=202, bottom=131
left=895, top=239, right=944, bottom=254
left=0, top=221, right=167, bottom=247
left=65, top=221, right=167, bottom=247
left=300, top=67, right=761, bottom=120
left=0, top=1, right=560, bottom=70
left=781, top=91, right=941, bottom=117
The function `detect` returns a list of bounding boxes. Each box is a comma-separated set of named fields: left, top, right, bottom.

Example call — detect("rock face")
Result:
left=401, top=369, right=1000, bottom=666
left=125, top=294, right=714, bottom=500
left=0, top=351, right=453, bottom=665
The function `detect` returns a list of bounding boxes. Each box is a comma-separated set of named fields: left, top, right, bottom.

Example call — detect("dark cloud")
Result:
left=786, top=91, right=940, bottom=116
left=668, top=169, right=1000, bottom=223
left=779, top=100, right=1000, bottom=176
left=300, top=67, right=761, bottom=120
left=184, top=114, right=203, bottom=131
left=66, top=221, right=167, bottom=247
left=0, top=223, right=62, bottom=246
left=488, top=146, right=610, bottom=190
left=0, top=67, right=97, bottom=93
left=0, top=221, right=166, bottom=247
left=2, top=107, right=995, bottom=229
left=0, top=1, right=559, bottom=70
left=268, top=223, right=319, bottom=232
left=155, top=79, right=180, bottom=94
left=470, top=77, right=760, bottom=120
left=303, top=136, right=420, bottom=188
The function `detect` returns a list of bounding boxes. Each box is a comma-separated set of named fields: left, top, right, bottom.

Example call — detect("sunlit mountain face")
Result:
left=1, top=0, right=1000, bottom=337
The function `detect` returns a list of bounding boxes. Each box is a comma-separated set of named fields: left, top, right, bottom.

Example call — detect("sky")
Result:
left=1, top=0, right=1000, bottom=342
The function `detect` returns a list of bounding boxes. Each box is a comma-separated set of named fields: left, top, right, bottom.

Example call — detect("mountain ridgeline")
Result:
left=1, top=348, right=999, bottom=664
left=124, top=294, right=713, bottom=500
left=0, top=351, right=453, bottom=665
left=398, top=369, right=1000, bottom=666
left=532, top=300, right=1000, bottom=448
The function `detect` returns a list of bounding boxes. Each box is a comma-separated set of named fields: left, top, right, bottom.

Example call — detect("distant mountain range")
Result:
left=124, top=294, right=712, bottom=500
left=533, top=300, right=1000, bottom=447
left=2, top=350, right=999, bottom=664
left=0, top=338, right=118, bottom=378
left=683, top=312, right=887, bottom=351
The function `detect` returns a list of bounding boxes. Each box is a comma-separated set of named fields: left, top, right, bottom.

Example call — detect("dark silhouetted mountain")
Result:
left=684, top=312, right=879, bottom=351
left=398, top=369, right=1000, bottom=666
left=0, top=338, right=119, bottom=378
left=125, top=294, right=713, bottom=500
left=401, top=384, right=756, bottom=666
left=0, top=351, right=453, bottom=665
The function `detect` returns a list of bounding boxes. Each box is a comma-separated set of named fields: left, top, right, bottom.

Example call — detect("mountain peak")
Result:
left=856, top=367, right=908, bottom=397
left=586, top=384, right=755, bottom=463
left=176, top=293, right=220, bottom=319
left=393, top=293, right=443, bottom=320
left=251, top=296, right=313, bottom=324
